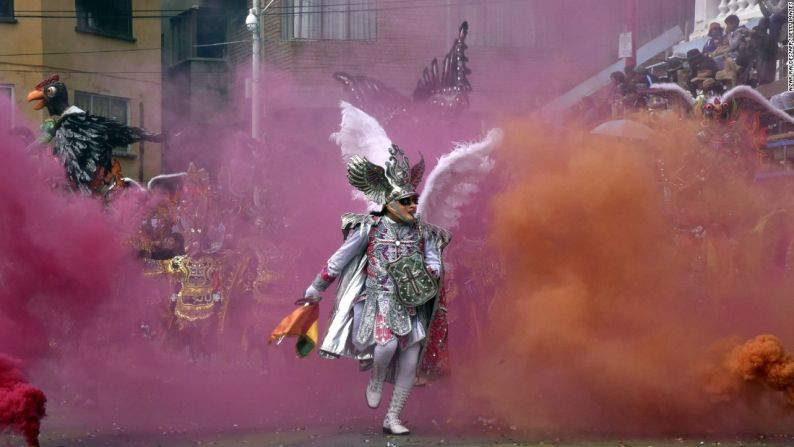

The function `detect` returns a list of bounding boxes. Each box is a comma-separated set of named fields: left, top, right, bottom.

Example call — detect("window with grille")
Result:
left=75, top=0, right=133, bottom=40
left=282, top=0, right=376, bottom=41
left=170, top=7, right=226, bottom=64
left=74, top=91, right=131, bottom=153
left=456, top=1, right=562, bottom=49
left=0, top=0, right=14, bottom=20
left=230, top=0, right=249, bottom=25
left=0, top=85, right=13, bottom=133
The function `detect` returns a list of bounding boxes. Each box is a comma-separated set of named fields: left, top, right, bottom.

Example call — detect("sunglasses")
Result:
left=397, top=196, right=419, bottom=206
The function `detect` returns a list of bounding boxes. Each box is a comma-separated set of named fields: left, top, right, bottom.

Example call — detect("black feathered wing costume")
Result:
left=333, top=21, right=472, bottom=123
left=51, top=106, right=159, bottom=194
left=27, top=75, right=161, bottom=196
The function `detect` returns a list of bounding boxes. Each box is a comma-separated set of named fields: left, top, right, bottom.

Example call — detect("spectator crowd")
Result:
left=573, top=9, right=789, bottom=126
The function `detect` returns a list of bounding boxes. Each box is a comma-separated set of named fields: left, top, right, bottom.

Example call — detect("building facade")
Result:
left=160, top=0, right=694, bottom=111
left=158, top=0, right=693, bottom=168
left=0, top=0, right=162, bottom=181
left=255, top=0, right=693, bottom=113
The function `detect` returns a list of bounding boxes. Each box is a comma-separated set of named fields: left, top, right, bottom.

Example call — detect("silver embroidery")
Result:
left=365, top=218, right=422, bottom=338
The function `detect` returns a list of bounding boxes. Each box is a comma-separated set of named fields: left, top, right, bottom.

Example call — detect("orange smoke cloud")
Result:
left=707, top=335, right=794, bottom=404
left=453, top=115, right=794, bottom=435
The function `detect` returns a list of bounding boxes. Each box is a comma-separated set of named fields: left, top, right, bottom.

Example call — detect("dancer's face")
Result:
left=386, top=195, right=418, bottom=224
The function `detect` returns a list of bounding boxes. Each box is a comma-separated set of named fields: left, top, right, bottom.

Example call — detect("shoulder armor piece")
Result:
left=420, top=222, right=451, bottom=249
left=341, top=212, right=379, bottom=238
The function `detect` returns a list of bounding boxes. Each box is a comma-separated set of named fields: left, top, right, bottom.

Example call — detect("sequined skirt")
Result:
left=351, top=292, right=426, bottom=352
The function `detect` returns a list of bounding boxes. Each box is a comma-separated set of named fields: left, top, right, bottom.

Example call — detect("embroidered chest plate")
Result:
left=366, top=219, right=423, bottom=292
left=386, top=252, right=438, bottom=306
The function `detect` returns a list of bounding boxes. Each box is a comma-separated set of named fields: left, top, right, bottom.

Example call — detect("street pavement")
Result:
left=25, top=427, right=794, bottom=447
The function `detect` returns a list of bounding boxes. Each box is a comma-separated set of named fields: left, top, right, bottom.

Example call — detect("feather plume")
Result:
left=648, top=82, right=696, bottom=109
left=330, top=101, right=392, bottom=167
left=330, top=101, right=393, bottom=210
left=721, top=85, right=794, bottom=125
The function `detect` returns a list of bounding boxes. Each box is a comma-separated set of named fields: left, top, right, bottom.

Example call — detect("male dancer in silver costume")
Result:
left=302, top=145, right=450, bottom=435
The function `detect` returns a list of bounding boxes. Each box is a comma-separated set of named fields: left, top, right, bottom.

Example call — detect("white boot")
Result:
left=382, top=385, right=411, bottom=435
left=366, top=363, right=387, bottom=409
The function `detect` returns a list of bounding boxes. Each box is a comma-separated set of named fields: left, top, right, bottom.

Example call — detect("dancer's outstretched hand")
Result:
left=296, top=285, right=322, bottom=305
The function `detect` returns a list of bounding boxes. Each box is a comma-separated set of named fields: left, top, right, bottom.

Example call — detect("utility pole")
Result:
left=246, top=0, right=262, bottom=141
left=138, top=102, right=145, bottom=181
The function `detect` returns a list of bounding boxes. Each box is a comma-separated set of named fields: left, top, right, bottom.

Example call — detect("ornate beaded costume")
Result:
left=309, top=145, right=451, bottom=382
left=301, top=100, right=501, bottom=435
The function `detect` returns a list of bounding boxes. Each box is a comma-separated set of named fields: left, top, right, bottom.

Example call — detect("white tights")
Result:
left=372, top=339, right=421, bottom=388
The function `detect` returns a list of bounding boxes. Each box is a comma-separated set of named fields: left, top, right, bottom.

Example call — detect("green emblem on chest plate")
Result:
left=386, top=252, right=438, bottom=306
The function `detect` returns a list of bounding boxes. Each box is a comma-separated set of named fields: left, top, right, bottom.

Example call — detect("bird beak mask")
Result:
left=26, top=89, right=45, bottom=111
left=27, top=74, right=60, bottom=112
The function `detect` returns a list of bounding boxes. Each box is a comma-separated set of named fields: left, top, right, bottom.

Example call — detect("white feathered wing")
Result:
left=418, top=128, right=504, bottom=229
